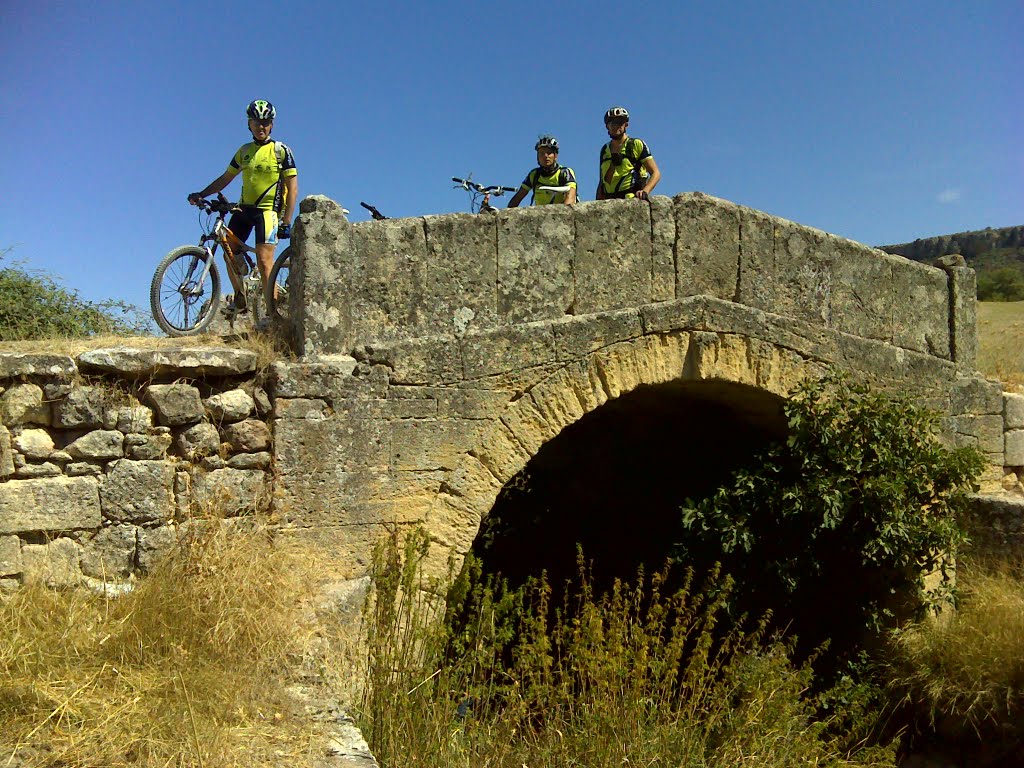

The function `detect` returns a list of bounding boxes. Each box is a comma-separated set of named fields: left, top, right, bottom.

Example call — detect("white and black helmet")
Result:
left=535, top=135, right=559, bottom=152
left=246, top=99, right=276, bottom=121
left=604, top=106, right=629, bottom=122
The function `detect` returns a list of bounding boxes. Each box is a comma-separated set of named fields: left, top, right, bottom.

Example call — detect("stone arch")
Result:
left=424, top=329, right=827, bottom=565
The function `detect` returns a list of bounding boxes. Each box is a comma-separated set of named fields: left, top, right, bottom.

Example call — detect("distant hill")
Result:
left=879, top=226, right=1024, bottom=301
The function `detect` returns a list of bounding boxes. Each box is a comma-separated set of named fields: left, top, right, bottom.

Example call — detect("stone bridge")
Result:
left=271, top=192, right=1010, bottom=582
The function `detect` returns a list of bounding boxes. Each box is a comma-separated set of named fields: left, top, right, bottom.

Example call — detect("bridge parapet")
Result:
left=290, top=192, right=976, bottom=368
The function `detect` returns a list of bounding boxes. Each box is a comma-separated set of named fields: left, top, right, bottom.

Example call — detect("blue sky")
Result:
left=2, top=1, right=1021, bottom=317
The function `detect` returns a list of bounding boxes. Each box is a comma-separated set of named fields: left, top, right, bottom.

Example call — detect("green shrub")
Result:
left=676, top=374, right=984, bottom=676
left=0, top=247, right=149, bottom=340
left=358, top=529, right=897, bottom=767
left=977, top=266, right=1024, bottom=302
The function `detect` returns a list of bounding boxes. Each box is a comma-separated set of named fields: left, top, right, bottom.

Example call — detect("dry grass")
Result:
left=888, top=562, right=1024, bottom=741
left=0, top=516, right=327, bottom=767
left=977, top=300, right=1024, bottom=390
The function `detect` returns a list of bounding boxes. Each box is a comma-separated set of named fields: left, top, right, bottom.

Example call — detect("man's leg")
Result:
left=256, top=243, right=276, bottom=299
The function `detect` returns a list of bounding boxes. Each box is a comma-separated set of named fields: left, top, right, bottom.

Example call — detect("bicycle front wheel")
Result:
left=266, top=246, right=292, bottom=323
left=150, top=245, right=221, bottom=336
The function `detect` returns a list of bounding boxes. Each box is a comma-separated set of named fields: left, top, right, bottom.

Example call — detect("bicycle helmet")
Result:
left=535, top=135, right=559, bottom=152
left=246, top=99, right=276, bottom=121
left=604, top=106, right=629, bottom=122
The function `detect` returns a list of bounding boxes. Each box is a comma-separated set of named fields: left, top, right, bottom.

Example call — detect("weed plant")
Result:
left=358, top=529, right=897, bottom=767
left=885, top=563, right=1024, bottom=761
left=0, top=517, right=319, bottom=767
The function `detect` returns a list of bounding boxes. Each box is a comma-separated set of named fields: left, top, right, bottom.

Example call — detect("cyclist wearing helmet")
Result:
left=596, top=106, right=660, bottom=201
left=188, top=99, right=298, bottom=314
left=507, top=135, right=578, bottom=207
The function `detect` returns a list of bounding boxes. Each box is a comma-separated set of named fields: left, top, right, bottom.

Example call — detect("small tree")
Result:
left=676, top=374, right=985, bottom=675
left=0, top=247, right=149, bottom=340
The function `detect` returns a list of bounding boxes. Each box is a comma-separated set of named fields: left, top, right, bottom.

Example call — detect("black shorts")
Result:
left=227, top=206, right=279, bottom=246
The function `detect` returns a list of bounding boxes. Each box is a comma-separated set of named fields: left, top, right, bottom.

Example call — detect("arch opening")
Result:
left=470, top=380, right=789, bottom=596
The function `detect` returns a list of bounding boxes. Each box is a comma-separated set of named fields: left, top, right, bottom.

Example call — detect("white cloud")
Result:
left=937, top=188, right=962, bottom=204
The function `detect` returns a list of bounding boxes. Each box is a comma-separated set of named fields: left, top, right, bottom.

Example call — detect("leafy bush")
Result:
left=358, top=529, right=897, bottom=767
left=977, top=266, right=1024, bottom=302
left=0, top=247, right=149, bottom=340
left=675, top=374, right=985, bottom=675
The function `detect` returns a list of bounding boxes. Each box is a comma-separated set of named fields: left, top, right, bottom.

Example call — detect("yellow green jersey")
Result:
left=518, top=164, right=577, bottom=205
left=598, top=137, right=652, bottom=197
left=225, top=140, right=297, bottom=212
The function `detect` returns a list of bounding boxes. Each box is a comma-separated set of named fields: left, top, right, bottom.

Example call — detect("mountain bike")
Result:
left=150, top=194, right=289, bottom=336
left=452, top=175, right=517, bottom=213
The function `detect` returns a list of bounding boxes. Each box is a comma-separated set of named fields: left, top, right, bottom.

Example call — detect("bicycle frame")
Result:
left=188, top=211, right=257, bottom=293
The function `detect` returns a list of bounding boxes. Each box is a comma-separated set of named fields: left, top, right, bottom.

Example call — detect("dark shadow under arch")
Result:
left=470, top=380, right=789, bottom=595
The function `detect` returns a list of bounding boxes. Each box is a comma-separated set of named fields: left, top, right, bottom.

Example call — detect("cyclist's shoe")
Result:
left=221, top=293, right=248, bottom=318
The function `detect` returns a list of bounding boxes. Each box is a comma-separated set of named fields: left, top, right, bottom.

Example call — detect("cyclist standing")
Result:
left=507, top=135, right=578, bottom=207
left=595, top=106, right=661, bottom=201
left=188, top=99, right=298, bottom=314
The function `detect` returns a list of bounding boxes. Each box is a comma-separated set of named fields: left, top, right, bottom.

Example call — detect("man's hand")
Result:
left=635, top=190, right=650, bottom=201
left=188, top=192, right=204, bottom=206
left=277, top=222, right=291, bottom=240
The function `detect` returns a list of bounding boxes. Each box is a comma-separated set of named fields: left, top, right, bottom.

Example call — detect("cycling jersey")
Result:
left=518, top=164, right=578, bottom=205
left=598, top=137, right=652, bottom=197
left=225, top=140, right=297, bottom=212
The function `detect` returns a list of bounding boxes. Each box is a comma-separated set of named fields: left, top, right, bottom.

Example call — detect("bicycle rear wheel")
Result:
left=265, top=246, right=292, bottom=324
left=150, top=246, right=221, bottom=336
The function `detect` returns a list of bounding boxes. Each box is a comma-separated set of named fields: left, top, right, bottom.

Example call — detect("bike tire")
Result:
left=265, top=246, right=292, bottom=324
left=150, top=245, right=221, bottom=336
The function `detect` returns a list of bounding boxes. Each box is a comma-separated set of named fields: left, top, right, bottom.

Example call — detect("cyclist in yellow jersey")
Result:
left=188, top=99, right=298, bottom=314
left=596, top=106, right=661, bottom=201
left=507, top=135, right=578, bottom=207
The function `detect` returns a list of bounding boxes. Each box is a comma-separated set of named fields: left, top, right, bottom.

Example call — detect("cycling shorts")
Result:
left=227, top=206, right=279, bottom=247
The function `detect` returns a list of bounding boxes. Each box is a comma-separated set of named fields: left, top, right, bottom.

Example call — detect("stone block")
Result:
left=77, top=347, right=258, bottom=377
left=551, top=309, right=644, bottom=362
left=437, top=388, right=513, bottom=420
left=67, top=462, right=102, bottom=477
left=125, top=432, right=172, bottom=461
left=0, top=476, right=101, bottom=534
left=204, top=389, right=255, bottom=423
left=1006, top=430, right=1024, bottom=467
left=100, top=460, right=175, bottom=524
left=573, top=198, right=653, bottom=314
left=222, top=419, right=272, bottom=453
left=0, top=425, right=13, bottom=478
left=66, top=430, right=124, bottom=460
left=390, top=420, right=482, bottom=471
left=137, top=525, right=177, bottom=572
left=13, top=428, right=54, bottom=460
left=1, top=383, right=50, bottom=426
left=765, top=215, right=833, bottom=327
left=0, top=353, right=76, bottom=379
left=274, top=415, right=390, bottom=475
left=81, top=524, right=136, bottom=579
left=369, top=335, right=464, bottom=386
left=145, top=384, right=205, bottom=426
left=271, top=357, right=359, bottom=398
left=15, top=463, right=61, bottom=479
left=889, top=255, right=950, bottom=358
left=949, top=376, right=1004, bottom=416
left=496, top=205, right=574, bottom=323
left=175, top=422, right=220, bottom=460
left=22, top=536, right=82, bottom=587
left=423, top=212, right=499, bottom=334
left=191, top=468, right=269, bottom=516
left=460, top=322, right=557, bottom=380
left=294, top=197, right=355, bottom=355
left=650, top=195, right=676, bottom=302
left=736, top=205, right=777, bottom=309
left=227, top=451, right=272, bottom=470
left=273, top=398, right=330, bottom=420
left=116, top=405, right=154, bottom=434
left=946, top=265, right=978, bottom=368
left=828, top=239, right=893, bottom=342
left=640, top=296, right=707, bottom=335
left=674, top=192, right=739, bottom=302
left=53, top=386, right=116, bottom=429
left=1005, top=392, right=1024, bottom=430
left=0, top=535, right=22, bottom=577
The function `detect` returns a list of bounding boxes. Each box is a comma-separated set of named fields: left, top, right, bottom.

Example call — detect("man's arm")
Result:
left=282, top=175, right=298, bottom=226
left=189, top=171, right=236, bottom=205
left=637, top=157, right=661, bottom=199
left=565, top=185, right=578, bottom=205
left=507, top=187, right=528, bottom=208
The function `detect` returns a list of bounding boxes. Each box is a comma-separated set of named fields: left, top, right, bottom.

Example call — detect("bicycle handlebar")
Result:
left=452, top=177, right=516, bottom=196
